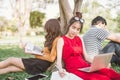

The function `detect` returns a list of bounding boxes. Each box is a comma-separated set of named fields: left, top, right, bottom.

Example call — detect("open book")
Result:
left=24, top=42, right=43, bottom=55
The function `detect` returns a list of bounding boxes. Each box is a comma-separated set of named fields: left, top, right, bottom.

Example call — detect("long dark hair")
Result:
left=65, top=12, right=84, bottom=34
left=44, top=19, right=61, bottom=51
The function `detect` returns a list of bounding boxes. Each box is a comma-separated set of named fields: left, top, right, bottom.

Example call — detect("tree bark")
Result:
left=73, top=0, right=83, bottom=15
left=10, top=0, right=32, bottom=36
left=59, top=0, right=73, bottom=34
left=59, top=0, right=83, bottom=34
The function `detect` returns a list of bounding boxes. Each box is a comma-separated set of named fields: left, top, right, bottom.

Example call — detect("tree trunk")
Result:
left=59, top=0, right=83, bottom=34
left=59, top=0, right=73, bottom=34
left=73, top=0, right=83, bottom=15
left=10, top=0, right=32, bottom=40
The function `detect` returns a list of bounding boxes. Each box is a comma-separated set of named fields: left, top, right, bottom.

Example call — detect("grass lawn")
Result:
left=0, top=39, right=120, bottom=80
left=0, top=45, right=52, bottom=80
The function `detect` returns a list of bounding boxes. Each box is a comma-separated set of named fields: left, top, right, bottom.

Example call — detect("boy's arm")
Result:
left=107, top=34, right=120, bottom=43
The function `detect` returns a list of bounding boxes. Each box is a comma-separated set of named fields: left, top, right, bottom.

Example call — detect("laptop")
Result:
left=78, top=53, right=113, bottom=72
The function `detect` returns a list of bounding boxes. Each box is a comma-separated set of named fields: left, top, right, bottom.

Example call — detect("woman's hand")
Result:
left=58, top=69, right=66, bottom=78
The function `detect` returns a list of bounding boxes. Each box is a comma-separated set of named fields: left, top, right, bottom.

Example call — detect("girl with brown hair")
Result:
left=0, top=19, right=61, bottom=75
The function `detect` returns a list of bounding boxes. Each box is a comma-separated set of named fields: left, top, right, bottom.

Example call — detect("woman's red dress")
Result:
left=62, top=36, right=120, bottom=80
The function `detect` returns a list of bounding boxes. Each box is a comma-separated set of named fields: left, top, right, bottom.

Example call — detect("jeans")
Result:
left=102, top=41, right=120, bottom=64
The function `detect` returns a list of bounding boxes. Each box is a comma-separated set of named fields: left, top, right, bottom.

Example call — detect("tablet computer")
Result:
left=25, top=74, right=48, bottom=80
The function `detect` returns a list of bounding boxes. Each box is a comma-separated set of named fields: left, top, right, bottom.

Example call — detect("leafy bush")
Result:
left=30, top=11, right=45, bottom=29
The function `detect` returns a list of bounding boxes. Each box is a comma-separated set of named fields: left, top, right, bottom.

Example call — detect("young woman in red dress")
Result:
left=56, top=12, right=120, bottom=80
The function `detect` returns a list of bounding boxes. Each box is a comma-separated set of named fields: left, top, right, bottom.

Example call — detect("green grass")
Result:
left=0, top=41, right=120, bottom=79
left=0, top=45, right=31, bottom=80
left=0, top=45, right=52, bottom=80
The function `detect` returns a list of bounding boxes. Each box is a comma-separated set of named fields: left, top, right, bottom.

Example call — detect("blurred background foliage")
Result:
left=116, top=13, right=120, bottom=32
left=30, top=11, right=45, bottom=29
left=0, top=0, right=119, bottom=37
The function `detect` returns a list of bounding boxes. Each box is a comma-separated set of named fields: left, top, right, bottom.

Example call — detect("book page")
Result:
left=25, top=42, right=43, bottom=55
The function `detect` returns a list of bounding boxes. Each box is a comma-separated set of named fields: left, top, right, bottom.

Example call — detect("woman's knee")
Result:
left=6, top=57, right=20, bottom=64
left=7, top=57, right=16, bottom=61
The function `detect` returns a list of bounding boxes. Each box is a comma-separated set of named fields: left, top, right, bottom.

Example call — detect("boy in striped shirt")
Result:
left=83, top=16, right=120, bottom=65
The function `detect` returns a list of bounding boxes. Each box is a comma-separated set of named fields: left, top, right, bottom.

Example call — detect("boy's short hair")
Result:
left=91, top=16, right=107, bottom=25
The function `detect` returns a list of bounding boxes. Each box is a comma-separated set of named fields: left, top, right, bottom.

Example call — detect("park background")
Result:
left=0, top=0, right=120, bottom=80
